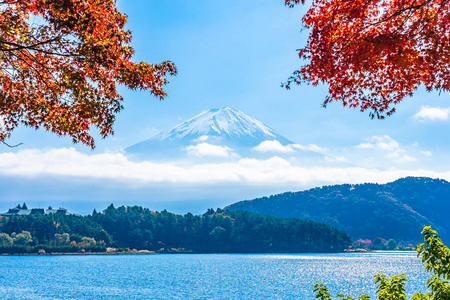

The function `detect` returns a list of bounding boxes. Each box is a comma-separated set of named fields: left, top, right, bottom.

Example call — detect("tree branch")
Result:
left=1, top=140, right=23, bottom=147
left=0, top=37, right=61, bottom=52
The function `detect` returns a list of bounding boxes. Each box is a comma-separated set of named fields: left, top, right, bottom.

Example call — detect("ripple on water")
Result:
left=0, top=252, right=428, bottom=299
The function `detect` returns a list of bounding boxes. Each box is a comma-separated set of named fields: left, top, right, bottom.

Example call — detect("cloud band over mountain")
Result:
left=1, top=148, right=449, bottom=187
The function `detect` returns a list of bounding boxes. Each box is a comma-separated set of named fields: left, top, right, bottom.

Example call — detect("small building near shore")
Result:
left=0, top=206, right=70, bottom=217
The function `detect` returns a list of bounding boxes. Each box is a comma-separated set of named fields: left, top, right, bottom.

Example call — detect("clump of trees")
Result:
left=352, top=238, right=415, bottom=251
left=0, top=231, right=32, bottom=246
left=0, top=229, right=103, bottom=254
left=314, top=227, right=450, bottom=299
left=0, top=205, right=352, bottom=254
left=0, top=230, right=106, bottom=253
left=0, top=212, right=108, bottom=254
left=90, top=206, right=351, bottom=253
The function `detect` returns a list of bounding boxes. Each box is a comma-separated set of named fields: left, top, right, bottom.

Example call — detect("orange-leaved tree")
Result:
left=284, top=0, right=450, bottom=119
left=0, top=0, right=176, bottom=148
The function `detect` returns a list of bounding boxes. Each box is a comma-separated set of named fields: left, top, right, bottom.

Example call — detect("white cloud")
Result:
left=324, top=156, right=347, bottom=163
left=253, top=140, right=295, bottom=153
left=253, top=140, right=327, bottom=153
left=413, top=106, right=450, bottom=121
left=356, top=143, right=374, bottom=149
left=393, top=154, right=417, bottom=164
left=183, top=142, right=237, bottom=157
left=192, top=135, right=209, bottom=143
left=421, top=151, right=432, bottom=157
left=0, top=148, right=448, bottom=188
left=356, top=135, right=416, bottom=164
left=385, top=149, right=405, bottom=159
left=292, top=144, right=328, bottom=153
left=356, top=135, right=400, bottom=151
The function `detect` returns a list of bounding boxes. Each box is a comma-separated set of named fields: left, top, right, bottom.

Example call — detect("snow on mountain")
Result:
left=125, top=107, right=327, bottom=163
left=150, top=107, right=292, bottom=146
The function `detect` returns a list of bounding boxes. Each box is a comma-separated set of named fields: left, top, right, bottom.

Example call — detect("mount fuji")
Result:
left=125, top=107, right=328, bottom=164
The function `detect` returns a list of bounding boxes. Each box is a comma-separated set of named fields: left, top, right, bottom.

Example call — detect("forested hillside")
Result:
left=0, top=205, right=351, bottom=254
left=226, top=177, right=450, bottom=244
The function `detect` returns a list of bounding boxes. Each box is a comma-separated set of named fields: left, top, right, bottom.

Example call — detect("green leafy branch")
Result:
left=314, top=226, right=450, bottom=300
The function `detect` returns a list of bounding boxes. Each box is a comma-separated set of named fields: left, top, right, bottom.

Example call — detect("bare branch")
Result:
left=1, top=140, right=23, bottom=147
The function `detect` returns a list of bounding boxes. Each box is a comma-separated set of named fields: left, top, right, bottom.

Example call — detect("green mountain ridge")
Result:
left=226, top=177, right=450, bottom=244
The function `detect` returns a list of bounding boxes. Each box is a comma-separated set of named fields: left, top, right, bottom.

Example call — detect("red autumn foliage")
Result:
left=0, top=0, right=176, bottom=148
left=284, top=0, right=450, bottom=118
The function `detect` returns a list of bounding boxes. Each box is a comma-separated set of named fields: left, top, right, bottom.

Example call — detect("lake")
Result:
left=0, top=251, right=428, bottom=299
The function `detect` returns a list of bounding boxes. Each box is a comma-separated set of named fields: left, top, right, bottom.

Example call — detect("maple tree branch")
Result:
left=0, top=34, right=83, bottom=58
left=8, top=49, right=62, bottom=102
left=369, top=0, right=431, bottom=26
left=20, top=48, right=79, bottom=105
left=0, top=65, right=15, bottom=78
left=1, top=140, right=23, bottom=148
left=28, top=48, right=81, bottom=58
left=2, top=38, right=82, bottom=107
left=394, top=5, right=418, bottom=33
left=437, top=0, right=449, bottom=14
left=14, top=49, right=53, bottom=81
left=391, top=0, right=448, bottom=37
left=1, top=51, right=23, bottom=79
left=336, top=0, right=447, bottom=52
left=0, top=37, right=61, bottom=52
left=0, top=0, right=176, bottom=148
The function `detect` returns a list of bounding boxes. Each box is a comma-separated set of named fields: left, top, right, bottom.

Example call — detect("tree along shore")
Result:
left=0, top=205, right=351, bottom=254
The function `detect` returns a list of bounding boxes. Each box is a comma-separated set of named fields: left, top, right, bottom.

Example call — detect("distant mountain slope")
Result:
left=148, top=107, right=292, bottom=146
left=226, top=177, right=450, bottom=243
left=125, top=107, right=327, bottom=163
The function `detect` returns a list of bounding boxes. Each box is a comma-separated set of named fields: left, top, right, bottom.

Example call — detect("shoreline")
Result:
left=0, top=246, right=419, bottom=256
left=0, top=250, right=157, bottom=256
left=0, top=250, right=419, bottom=256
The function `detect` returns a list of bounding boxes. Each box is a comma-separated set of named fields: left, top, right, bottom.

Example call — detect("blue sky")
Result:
left=0, top=0, right=449, bottom=214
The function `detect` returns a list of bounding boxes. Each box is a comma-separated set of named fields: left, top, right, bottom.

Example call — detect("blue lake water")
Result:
left=0, top=251, right=428, bottom=299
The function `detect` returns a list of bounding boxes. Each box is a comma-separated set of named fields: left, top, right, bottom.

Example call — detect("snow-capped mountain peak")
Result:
left=125, top=107, right=345, bottom=166
left=125, top=107, right=293, bottom=159
left=153, top=107, right=284, bottom=143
